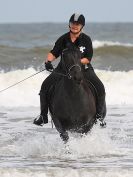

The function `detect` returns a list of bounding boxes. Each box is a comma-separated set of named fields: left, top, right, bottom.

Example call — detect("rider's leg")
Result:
left=83, top=65, right=106, bottom=120
left=33, top=73, right=61, bottom=126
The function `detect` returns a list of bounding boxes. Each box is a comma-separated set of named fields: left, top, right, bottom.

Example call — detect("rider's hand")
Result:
left=45, top=61, right=54, bottom=71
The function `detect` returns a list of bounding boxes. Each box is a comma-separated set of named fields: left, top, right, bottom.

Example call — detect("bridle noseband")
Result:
left=67, top=64, right=81, bottom=79
left=68, top=64, right=81, bottom=72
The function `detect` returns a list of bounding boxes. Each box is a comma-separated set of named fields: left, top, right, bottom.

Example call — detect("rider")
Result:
left=34, top=13, right=106, bottom=126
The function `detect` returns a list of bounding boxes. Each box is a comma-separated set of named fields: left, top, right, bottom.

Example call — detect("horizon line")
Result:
left=0, top=21, right=133, bottom=25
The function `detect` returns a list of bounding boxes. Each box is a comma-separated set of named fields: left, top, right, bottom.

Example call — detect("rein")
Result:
left=52, top=70, right=68, bottom=77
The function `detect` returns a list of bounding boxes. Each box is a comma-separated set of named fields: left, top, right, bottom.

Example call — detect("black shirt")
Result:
left=50, top=32, right=93, bottom=61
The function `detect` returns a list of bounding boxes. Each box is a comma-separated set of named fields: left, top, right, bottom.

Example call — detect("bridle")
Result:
left=67, top=64, right=81, bottom=79
left=53, top=63, right=81, bottom=79
left=52, top=48, right=82, bottom=79
left=68, top=64, right=81, bottom=73
left=61, top=49, right=82, bottom=79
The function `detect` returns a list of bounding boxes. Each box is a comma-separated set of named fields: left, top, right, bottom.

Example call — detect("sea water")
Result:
left=0, top=23, right=133, bottom=176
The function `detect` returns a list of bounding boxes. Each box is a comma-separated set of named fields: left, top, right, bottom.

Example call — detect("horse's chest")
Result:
left=54, top=86, right=90, bottom=115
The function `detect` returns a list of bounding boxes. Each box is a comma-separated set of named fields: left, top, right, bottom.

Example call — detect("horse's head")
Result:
left=62, top=47, right=83, bottom=84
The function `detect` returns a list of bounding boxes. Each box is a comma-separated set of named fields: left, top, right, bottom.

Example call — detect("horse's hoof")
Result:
left=60, top=132, right=69, bottom=143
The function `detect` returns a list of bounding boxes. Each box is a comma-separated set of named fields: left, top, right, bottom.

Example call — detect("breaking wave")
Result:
left=0, top=68, right=133, bottom=107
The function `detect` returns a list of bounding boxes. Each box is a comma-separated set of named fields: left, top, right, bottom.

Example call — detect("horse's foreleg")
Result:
left=80, top=117, right=96, bottom=134
left=52, top=116, right=69, bottom=143
left=60, top=131, right=69, bottom=143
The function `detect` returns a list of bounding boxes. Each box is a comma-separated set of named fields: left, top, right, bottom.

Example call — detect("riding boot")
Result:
left=96, top=94, right=106, bottom=121
left=33, top=92, right=48, bottom=126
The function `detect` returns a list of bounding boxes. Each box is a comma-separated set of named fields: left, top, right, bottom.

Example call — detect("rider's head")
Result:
left=69, top=13, right=85, bottom=34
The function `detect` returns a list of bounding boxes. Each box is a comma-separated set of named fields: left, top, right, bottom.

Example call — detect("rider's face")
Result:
left=69, top=22, right=83, bottom=34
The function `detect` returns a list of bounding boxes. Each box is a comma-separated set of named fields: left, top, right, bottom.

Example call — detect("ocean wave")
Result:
left=93, top=40, right=133, bottom=48
left=0, top=40, right=133, bottom=49
left=0, top=41, right=133, bottom=55
left=0, top=42, right=133, bottom=72
left=94, top=44, right=133, bottom=57
left=0, top=68, right=133, bottom=107
left=0, top=41, right=133, bottom=54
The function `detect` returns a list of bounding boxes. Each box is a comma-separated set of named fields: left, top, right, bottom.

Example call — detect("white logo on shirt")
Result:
left=79, top=46, right=86, bottom=53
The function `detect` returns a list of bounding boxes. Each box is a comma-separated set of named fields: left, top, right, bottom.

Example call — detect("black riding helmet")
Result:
left=69, top=13, right=85, bottom=26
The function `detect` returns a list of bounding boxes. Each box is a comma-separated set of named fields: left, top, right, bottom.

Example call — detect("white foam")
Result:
left=0, top=68, right=133, bottom=107
left=11, top=122, right=126, bottom=160
left=0, top=125, right=132, bottom=176
left=0, top=68, right=49, bottom=107
left=0, top=105, right=133, bottom=176
left=93, top=40, right=133, bottom=48
left=96, top=69, right=133, bottom=105
left=0, top=168, right=133, bottom=177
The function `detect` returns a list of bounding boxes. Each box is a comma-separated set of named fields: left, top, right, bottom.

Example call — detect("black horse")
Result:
left=48, top=48, right=103, bottom=142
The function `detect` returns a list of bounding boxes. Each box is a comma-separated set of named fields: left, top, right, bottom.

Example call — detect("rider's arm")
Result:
left=49, top=35, right=65, bottom=60
left=45, top=52, right=56, bottom=63
left=45, top=35, right=65, bottom=63
left=81, top=35, right=93, bottom=64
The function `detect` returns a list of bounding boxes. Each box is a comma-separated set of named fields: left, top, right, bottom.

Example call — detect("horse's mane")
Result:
left=62, top=46, right=81, bottom=55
